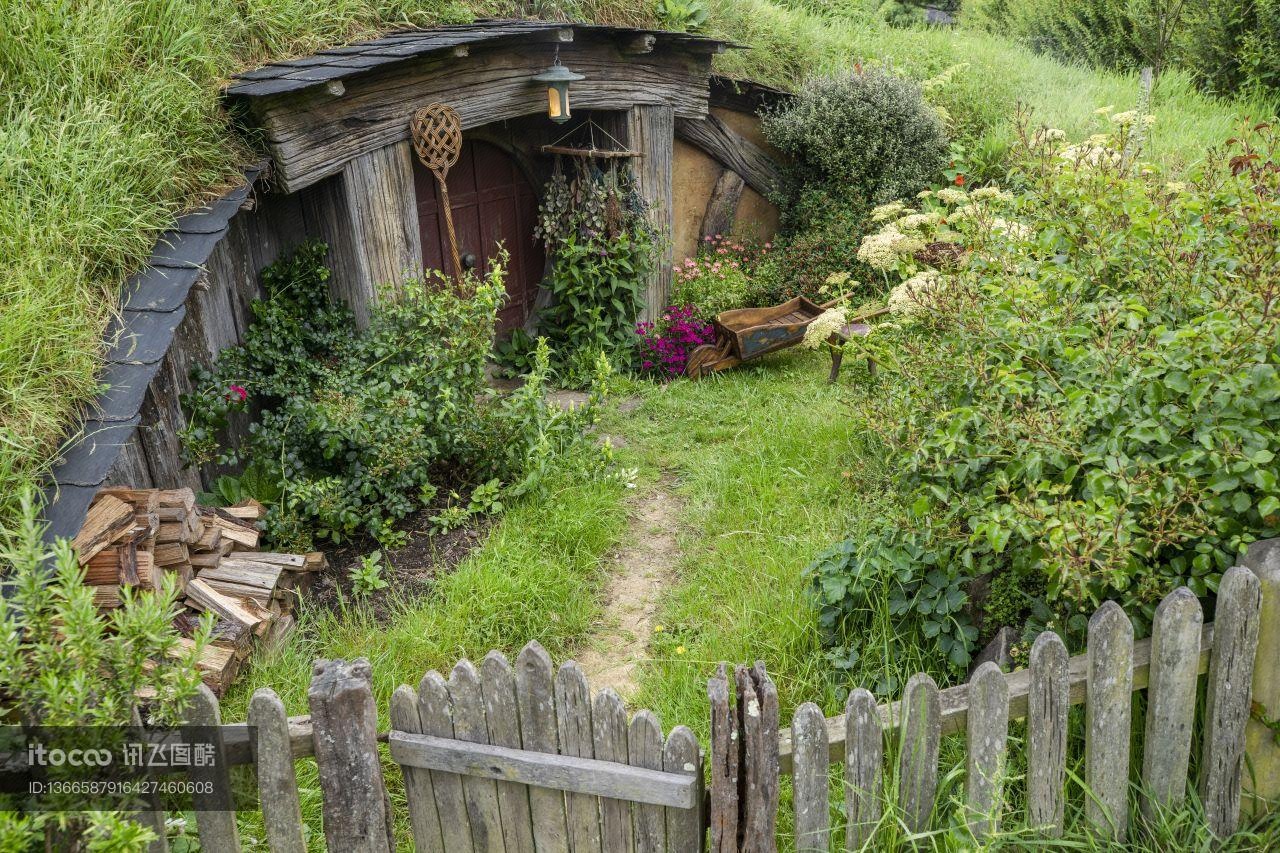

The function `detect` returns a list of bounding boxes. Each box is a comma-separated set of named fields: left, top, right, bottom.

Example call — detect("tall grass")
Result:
left=1, top=0, right=1264, bottom=535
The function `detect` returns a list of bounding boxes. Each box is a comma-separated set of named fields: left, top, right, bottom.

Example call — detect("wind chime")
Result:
left=410, top=103, right=464, bottom=283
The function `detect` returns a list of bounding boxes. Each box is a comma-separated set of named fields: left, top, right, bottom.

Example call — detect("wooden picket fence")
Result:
left=159, top=555, right=1278, bottom=852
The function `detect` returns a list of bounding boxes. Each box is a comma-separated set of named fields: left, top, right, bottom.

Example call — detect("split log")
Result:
left=74, top=495, right=136, bottom=564
left=186, top=578, right=272, bottom=634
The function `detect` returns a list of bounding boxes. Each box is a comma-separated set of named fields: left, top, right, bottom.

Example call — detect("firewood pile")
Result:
left=72, top=487, right=324, bottom=695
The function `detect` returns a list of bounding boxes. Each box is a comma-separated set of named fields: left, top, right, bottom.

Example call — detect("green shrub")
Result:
left=0, top=490, right=210, bottom=848
left=183, top=241, right=603, bottom=550
left=811, top=118, right=1280, bottom=677
left=762, top=67, right=949, bottom=215
left=671, top=234, right=767, bottom=319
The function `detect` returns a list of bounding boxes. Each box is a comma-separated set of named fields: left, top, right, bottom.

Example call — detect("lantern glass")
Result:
left=533, top=59, right=583, bottom=124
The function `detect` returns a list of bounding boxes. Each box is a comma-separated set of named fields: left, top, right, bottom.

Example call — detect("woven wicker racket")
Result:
left=411, top=104, right=464, bottom=281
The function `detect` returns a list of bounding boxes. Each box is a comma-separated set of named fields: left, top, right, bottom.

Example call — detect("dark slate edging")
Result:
left=224, top=20, right=737, bottom=99
left=38, top=164, right=265, bottom=544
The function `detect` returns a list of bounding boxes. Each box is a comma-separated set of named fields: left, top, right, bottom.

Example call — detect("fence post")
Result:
left=896, top=673, right=940, bottom=834
left=843, top=688, right=883, bottom=850
left=308, top=658, right=393, bottom=853
left=791, top=703, right=829, bottom=852
left=738, top=663, right=779, bottom=853
left=708, top=665, right=739, bottom=853
left=248, top=688, right=306, bottom=853
left=707, top=663, right=778, bottom=853
left=1243, top=539, right=1280, bottom=818
left=1200, top=566, right=1262, bottom=836
left=1085, top=602, right=1133, bottom=842
left=186, top=684, right=239, bottom=853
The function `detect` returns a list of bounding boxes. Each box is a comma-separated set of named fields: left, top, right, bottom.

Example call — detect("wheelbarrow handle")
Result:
left=819, top=292, right=852, bottom=309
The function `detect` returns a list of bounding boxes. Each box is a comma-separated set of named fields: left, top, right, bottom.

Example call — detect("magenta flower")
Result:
left=227, top=384, right=248, bottom=402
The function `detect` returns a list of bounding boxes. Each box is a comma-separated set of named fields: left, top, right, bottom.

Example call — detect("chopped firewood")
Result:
left=97, top=488, right=160, bottom=544
left=156, top=510, right=202, bottom=544
left=265, top=613, right=296, bottom=649
left=199, top=509, right=260, bottom=549
left=223, top=498, right=266, bottom=521
left=303, top=552, right=327, bottom=572
left=90, top=585, right=121, bottom=609
left=188, top=548, right=221, bottom=568
left=194, top=524, right=222, bottom=551
left=189, top=551, right=223, bottom=569
left=85, top=547, right=126, bottom=585
left=200, top=577, right=273, bottom=607
left=118, top=544, right=141, bottom=587
left=74, top=495, right=136, bottom=565
left=153, top=541, right=190, bottom=567
left=173, top=610, right=204, bottom=637
left=156, top=488, right=196, bottom=513
left=212, top=621, right=254, bottom=660
left=186, top=579, right=271, bottom=633
left=199, top=559, right=284, bottom=591
left=173, top=638, right=239, bottom=694
left=247, top=552, right=305, bottom=568
left=136, top=551, right=159, bottom=591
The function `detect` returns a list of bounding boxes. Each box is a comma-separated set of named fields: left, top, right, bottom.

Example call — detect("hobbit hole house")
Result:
left=42, top=21, right=786, bottom=540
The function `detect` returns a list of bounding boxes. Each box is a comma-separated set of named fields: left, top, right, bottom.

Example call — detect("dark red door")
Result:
left=414, top=140, right=545, bottom=333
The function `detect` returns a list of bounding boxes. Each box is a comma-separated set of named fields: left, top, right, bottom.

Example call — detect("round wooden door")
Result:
left=414, top=140, right=545, bottom=333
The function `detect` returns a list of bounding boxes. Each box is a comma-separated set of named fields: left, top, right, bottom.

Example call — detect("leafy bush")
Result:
left=529, top=163, right=656, bottom=385
left=967, top=0, right=1280, bottom=95
left=0, top=490, right=210, bottom=848
left=672, top=234, right=774, bottom=320
left=183, top=242, right=603, bottom=550
left=762, top=67, right=949, bottom=216
left=759, top=190, right=877, bottom=304
left=635, top=305, right=715, bottom=378
left=811, top=117, right=1280, bottom=677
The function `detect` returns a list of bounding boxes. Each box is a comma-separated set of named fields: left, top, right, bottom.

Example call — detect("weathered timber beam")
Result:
left=778, top=624, right=1216, bottom=773
left=675, top=114, right=781, bottom=198
left=251, top=41, right=713, bottom=193
left=388, top=731, right=698, bottom=808
left=700, top=168, right=745, bottom=242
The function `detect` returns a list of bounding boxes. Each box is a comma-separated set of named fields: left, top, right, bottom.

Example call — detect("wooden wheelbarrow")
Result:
left=685, top=295, right=889, bottom=381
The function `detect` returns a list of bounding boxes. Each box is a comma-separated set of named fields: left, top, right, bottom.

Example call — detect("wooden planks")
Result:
left=1242, top=540, right=1280, bottom=817
left=627, top=103, right=676, bottom=323
left=896, top=673, right=941, bottom=834
left=964, top=662, right=1009, bottom=839
left=1141, top=587, right=1203, bottom=818
left=1027, top=632, right=1068, bottom=836
left=790, top=703, right=829, bottom=852
left=387, top=642, right=702, bottom=852
left=843, top=689, right=883, bottom=851
left=1085, top=602, right=1134, bottom=841
left=778, top=625, right=1216, bottom=771
left=341, top=140, right=423, bottom=304
left=248, top=688, right=306, bottom=853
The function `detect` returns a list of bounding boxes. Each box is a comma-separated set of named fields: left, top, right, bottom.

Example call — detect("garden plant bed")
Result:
left=309, top=510, right=493, bottom=621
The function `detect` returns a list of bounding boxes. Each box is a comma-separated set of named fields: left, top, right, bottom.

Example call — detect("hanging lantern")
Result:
left=533, top=49, right=584, bottom=124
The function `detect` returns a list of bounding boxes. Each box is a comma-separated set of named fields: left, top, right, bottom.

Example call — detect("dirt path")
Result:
left=576, top=477, right=682, bottom=699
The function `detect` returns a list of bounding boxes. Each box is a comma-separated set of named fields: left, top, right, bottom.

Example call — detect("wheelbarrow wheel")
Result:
left=685, top=345, right=720, bottom=380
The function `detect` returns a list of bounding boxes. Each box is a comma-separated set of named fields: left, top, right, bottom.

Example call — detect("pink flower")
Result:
left=226, top=384, right=248, bottom=402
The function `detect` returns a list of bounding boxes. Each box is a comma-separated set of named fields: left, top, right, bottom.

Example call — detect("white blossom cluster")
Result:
left=802, top=307, right=849, bottom=349
left=857, top=227, right=925, bottom=271
left=870, top=201, right=911, bottom=222
left=888, top=270, right=947, bottom=317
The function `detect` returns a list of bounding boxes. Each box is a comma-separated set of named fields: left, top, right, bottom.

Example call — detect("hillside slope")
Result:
left=0, top=0, right=1263, bottom=529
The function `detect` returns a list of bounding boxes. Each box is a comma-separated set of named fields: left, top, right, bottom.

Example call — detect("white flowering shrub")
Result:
left=811, top=115, right=1280, bottom=679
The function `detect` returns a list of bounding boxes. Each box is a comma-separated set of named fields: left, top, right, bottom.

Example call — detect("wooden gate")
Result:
left=414, top=139, right=545, bottom=333
left=388, top=643, right=704, bottom=852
